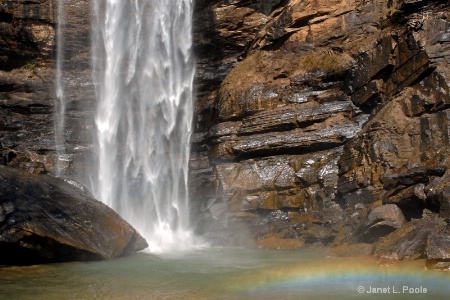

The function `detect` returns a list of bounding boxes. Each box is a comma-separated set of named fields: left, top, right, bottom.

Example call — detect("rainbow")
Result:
left=229, top=257, right=450, bottom=299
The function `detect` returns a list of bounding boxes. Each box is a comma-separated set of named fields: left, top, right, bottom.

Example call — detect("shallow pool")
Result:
left=1, top=248, right=449, bottom=299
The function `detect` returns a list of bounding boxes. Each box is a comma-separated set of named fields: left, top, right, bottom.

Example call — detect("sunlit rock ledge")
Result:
left=190, top=0, right=450, bottom=270
left=0, top=165, right=147, bottom=266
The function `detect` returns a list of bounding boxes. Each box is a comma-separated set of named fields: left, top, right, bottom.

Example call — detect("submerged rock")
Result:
left=0, top=166, right=148, bottom=265
left=332, top=243, right=374, bottom=257
left=257, top=235, right=305, bottom=250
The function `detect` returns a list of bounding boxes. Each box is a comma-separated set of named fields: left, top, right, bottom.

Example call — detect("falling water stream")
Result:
left=91, top=0, right=197, bottom=252
left=53, top=0, right=67, bottom=176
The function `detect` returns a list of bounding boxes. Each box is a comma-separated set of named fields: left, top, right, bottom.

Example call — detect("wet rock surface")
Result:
left=190, top=0, right=450, bottom=266
left=0, top=165, right=147, bottom=265
left=426, top=233, right=450, bottom=270
left=0, top=0, right=95, bottom=179
left=373, top=217, right=448, bottom=261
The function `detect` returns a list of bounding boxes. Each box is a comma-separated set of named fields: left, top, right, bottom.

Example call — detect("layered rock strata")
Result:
left=191, top=0, right=450, bottom=266
left=0, top=0, right=94, bottom=179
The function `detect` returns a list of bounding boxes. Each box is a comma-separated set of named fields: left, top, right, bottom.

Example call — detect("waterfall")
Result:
left=54, top=0, right=66, bottom=176
left=90, top=0, right=198, bottom=253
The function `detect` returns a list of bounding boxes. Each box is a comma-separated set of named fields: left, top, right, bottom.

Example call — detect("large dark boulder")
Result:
left=0, top=165, right=148, bottom=265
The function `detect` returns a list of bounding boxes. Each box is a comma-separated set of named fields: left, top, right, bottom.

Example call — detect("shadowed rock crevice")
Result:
left=0, top=236, right=103, bottom=266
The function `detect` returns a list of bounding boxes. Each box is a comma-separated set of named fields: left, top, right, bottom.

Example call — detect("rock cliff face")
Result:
left=0, top=0, right=94, bottom=179
left=191, top=0, right=450, bottom=262
left=0, top=0, right=450, bottom=266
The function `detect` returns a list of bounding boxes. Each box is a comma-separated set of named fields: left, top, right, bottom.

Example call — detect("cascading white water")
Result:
left=91, top=0, right=198, bottom=253
left=54, top=0, right=66, bottom=176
